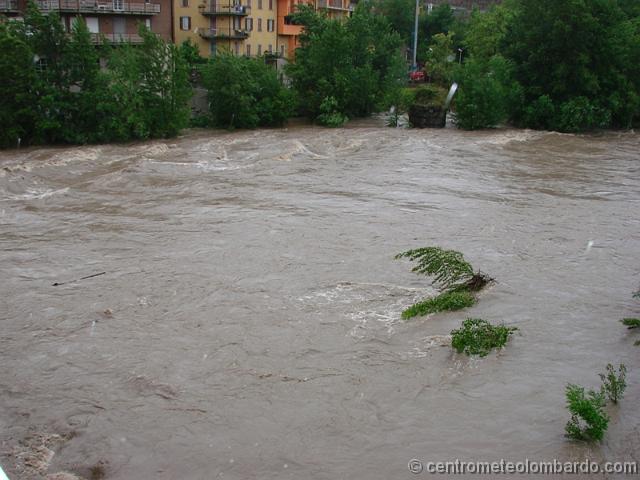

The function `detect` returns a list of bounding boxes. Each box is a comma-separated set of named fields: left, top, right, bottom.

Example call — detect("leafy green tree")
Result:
left=200, top=53, right=294, bottom=129
left=420, top=3, right=455, bottom=43
left=0, top=22, right=38, bottom=148
left=423, top=31, right=455, bottom=85
left=372, top=0, right=415, bottom=45
left=454, top=55, right=522, bottom=129
left=504, top=0, right=640, bottom=130
left=287, top=4, right=404, bottom=123
left=464, top=1, right=515, bottom=61
left=136, top=26, right=192, bottom=137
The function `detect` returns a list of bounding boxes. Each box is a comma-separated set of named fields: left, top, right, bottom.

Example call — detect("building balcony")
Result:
left=198, top=27, right=249, bottom=39
left=90, top=33, right=144, bottom=43
left=199, top=4, right=250, bottom=16
left=317, top=0, right=350, bottom=10
left=278, top=15, right=302, bottom=35
left=37, top=0, right=161, bottom=15
left=0, top=0, right=19, bottom=12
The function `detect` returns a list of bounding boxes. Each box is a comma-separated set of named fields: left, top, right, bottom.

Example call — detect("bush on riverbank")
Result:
left=0, top=4, right=190, bottom=148
left=200, top=54, right=295, bottom=129
left=286, top=4, right=405, bottom=125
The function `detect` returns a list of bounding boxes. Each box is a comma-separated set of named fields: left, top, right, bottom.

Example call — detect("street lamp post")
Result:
left=411, top=0, right=419, bottom=70
left=458, top=48, right=463, bottom=64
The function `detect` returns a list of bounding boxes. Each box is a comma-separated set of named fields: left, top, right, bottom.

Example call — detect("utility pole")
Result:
left=412, top=0, right=419, bottom=70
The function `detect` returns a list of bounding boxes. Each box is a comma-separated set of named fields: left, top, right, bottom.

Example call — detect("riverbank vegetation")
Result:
left=371, top=0, right=640, bottom=132
left=449, top=0, right=639, bottom=131
left=0, top=4, right=190, bottom=148
left=200, top=54, right=294, bottom=129
left=2, top=0, right=639, bottom=148
left=395, top=247, right=492, bottom=319
left=286, top=4, right=405, bottom=126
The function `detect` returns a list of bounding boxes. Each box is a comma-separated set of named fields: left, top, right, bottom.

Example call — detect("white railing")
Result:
left=37, top=0, right=160, bottom=13
left=199, top=27, right=249, bottom=39
left=201, top=4, right=250, bottom=14
left=91, top=33, right=144, bottom=43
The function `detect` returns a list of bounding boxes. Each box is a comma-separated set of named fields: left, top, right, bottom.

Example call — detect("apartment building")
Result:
left=1, top=0, right=172, bottom=42
left=314, top=0, right=353, bottom=19
left=174, top=0, right=278, bottom=58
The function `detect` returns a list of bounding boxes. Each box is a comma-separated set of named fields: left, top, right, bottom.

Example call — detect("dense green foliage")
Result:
left=287, top=4, right=405, bottom=124
left=402, top=290, right=476, bottom=319
left=451, top=318, right=516, bottom=356
left=565, top=384, right=609, bottom=441
left=452, top=0, right=640, bottom=131
left=599, top=364, right=627, bottom=404
left=454, top=55, right=521, bottom=129
left=200, top=54, right=295, bottom=129
left=0, top=4, right=190, bottom=148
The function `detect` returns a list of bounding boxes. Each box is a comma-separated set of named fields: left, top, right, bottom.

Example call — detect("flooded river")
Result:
left=1, top=126, right=639, bottom=479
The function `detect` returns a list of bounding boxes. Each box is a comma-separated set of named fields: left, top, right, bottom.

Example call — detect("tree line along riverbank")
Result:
left=1, top=0, right=639, bottom=148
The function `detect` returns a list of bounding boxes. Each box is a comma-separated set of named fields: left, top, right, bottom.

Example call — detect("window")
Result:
left=268, top=44, right=272, bottom=53
left=85, top=17, right=99, bottom=33
left=257, top=17, right=261, bottom=31
left=280, top=44, right=285, bottom=56
left=246, top=43, right=251, bottom=56
left=181, top=0, right=188, bottom=6
left=235, top=41, right=240, bottom=55
left=245, top=17, right=252, bottom=30
left=145, top=18, right=151, bottom=29
left=268, top=0, right=272, bottom=9
left=257, top=0, right=261, bottom=8
left=246, top=0, right=251, bottom=6
left=257, top=44, right=261, bottom=55
left=180, top=16, right=191, bottom=30
left=267, top=18, right=273, bottom=31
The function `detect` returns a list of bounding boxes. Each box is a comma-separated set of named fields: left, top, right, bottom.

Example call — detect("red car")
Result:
left=409, top=70, right=426, bottom=82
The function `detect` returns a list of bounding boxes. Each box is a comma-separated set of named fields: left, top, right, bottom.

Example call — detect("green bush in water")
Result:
left=450, top=318, right=516, bottom=356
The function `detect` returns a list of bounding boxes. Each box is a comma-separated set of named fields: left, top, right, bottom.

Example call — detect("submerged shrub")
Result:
left=599, top=364, right=627, bottom=404
left=395, top=246, right=493, bottom=319
left=621, top=318, right=640, bottom=329
left=402, top=290, right=476, bottom=319
left=565, top=384, right=609, bottom=442
left=450, top=318, right=516, bottom=356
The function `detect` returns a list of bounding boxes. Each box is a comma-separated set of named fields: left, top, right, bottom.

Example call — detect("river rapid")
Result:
left=1, top=125, right=639, bottom=479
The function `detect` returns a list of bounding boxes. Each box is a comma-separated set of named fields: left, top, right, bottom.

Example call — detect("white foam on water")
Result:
left=4, top=187, right=69, bottom=201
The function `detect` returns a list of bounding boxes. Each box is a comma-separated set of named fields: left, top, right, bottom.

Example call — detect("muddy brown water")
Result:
left=1, top=125, right=639, bottom=479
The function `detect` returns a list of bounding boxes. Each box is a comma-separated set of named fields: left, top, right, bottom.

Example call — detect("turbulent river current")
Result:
left=1, top=125, right=639, bottom=479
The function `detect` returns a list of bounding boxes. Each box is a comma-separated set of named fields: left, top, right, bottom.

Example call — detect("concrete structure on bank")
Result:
left=2, top=0, right=172, bottom=42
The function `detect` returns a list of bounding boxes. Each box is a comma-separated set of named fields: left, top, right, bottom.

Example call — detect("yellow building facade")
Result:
left=173, top=0, right=278, bottom=58
left=173, top=0, right=353, bottom=59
